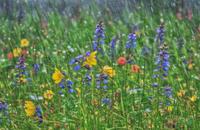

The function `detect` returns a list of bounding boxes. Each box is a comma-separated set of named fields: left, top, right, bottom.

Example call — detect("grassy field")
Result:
left=0, top=10, right=200, bottom=130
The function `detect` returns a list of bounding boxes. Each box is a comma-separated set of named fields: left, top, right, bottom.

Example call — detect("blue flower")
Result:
left=73, top=65, right=81, bottom=71
left=15, top=55, right=29, bottom=84
left=102, top=98, right=111, bottom=105
left=68, top=89, right=75, bottom=93
left=95, top=74, right=109, bottom=90
left=164, top=87, right=172, bottom=98
left=0, top=101, right=9, bottom=124
left=156, top=24, right=165, bottom=45
left=69, top=59, right=76, bottom=65
left=36, top=106, right=43, bottom=123
left=141, top=46, right=150, bottom=56
left=152, top=83, right=158, bottom=87
left=0, top=102, right=7, bottom=111
left=83, top=74, right=92, bottom=86
left=126, top=33, right=137, bottom=49
left=93, top=22, right=105, bottom=53
left=110, top=37, right=116, bottom=49
left=59, top=80, right=65, bottom=89
left=109, top=37, right=116, bottom=58
left=33, top=64, right=40, bottom=73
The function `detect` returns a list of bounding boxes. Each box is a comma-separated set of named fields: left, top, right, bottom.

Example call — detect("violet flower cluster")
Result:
left=155, top=24, right=165, bottom=45
left=15, top=55, right=30, bottom=84
left=95, top=74, right=109, bottom=91
left=0, top=101, right=9, bottom=124
left=93, top=22, right=105, bottom=53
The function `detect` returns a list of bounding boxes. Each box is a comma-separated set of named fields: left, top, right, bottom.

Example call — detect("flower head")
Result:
left=20, top=39, right=29, bottom=47
left=33, top=64, right=40, bottom=73
left=102, top=98, right=111, bottom=105
left=36, top=106, right=43, bottom=123
left=166, top=106, right=173, bottom=112
left=83, top=51, right=97, bottom=67
left=76, top=88, right=81, bottom=96
left=102, top=66, right=116, bottom=77
left=117, top=57, right=126, bottom=65
left=52, top=68, right=64, bottom=84
left=131, top=64, right=140, bottom=73
left=0, top=102, right=8, bottom=111
left=190, top=95, right=197, bottom=102
left=24, top=101, right=36, bottom=117
left=177, top=89, right=185, bottom=97
left=13, top=48, right=22, bottom=57
left=7, top=52, right=13, bottom=60
left=126, top=33, right=137, bottom=49
left=93, top=22, right=105, bottom=51
left=188, top=60, right=193, bottom=70
left=156, top=24, right=165, bottom=45
left=43, top=90, right=54, bottom=100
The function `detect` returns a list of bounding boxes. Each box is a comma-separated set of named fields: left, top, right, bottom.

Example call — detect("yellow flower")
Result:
left=190, top=95, right=197, bottom=102
left=20, top=39, right=29, bottom=47
left=188, top=63, right=193, bottom=70
left=13, top=48, right=22, bottom=57
left=24, top=101, right=36, bottom=117
left=102, top=65, right=116, bottom=77
left=167, top=106, right=173, bottom=112
left=19, top=76, right=27, bottom=83
left=52, top=68, right=64, bottom=84
left=177, top=89, right=185, bottom=97
left=44, top=90, right=54, bottom=100
left=83, top=51, right=97, bottom=67
left=135, top=31, right=141, bottom=37
left=75, top=88, right=81, bottom=96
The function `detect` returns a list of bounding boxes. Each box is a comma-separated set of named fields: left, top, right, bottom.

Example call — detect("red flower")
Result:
left=7, top=52, right=13, bottom=60
left=131, top=64, right=140, bottom=73
left=117, top=57, right=126, bottom=65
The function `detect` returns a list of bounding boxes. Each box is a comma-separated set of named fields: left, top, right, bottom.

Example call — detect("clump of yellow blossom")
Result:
left=52, top=68, right=64, bottom=84
left=43, top=90, right=54, bottom=100
left=177, top=89, right=185, bottom=97
left=75, top=88, right=81, bottom=96
left=24, top=101, right=36, bottom=117
left=102, top=65, right=116, bottom=77
left=19, top=75, right=27, bottom=83
left=166, top=106, right=173, bottom=112
left=190, top=95, right=197, bottom=102
left=83, top=51, right=97, bottom=67
left=13, top=48, right=22, bottom=57
left=188, top=63, right=193, bottom=70
left=20, top=39, right=29, bottom=47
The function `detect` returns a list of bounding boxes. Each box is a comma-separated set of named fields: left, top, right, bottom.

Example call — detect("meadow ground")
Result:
left=0, top=11, right=200, bottom=129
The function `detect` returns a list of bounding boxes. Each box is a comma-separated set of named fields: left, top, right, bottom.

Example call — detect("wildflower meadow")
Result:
left=0, top=2, right=200, bottom=130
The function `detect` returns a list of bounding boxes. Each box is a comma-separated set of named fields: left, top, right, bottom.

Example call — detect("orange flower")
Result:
left=117, top=57, right=126, bottom=65
left=131, top=64, right=140, bottom=73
